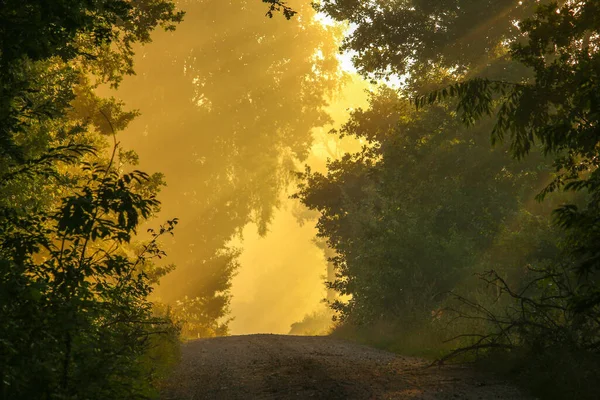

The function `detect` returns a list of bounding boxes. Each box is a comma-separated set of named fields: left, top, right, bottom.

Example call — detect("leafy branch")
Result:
left=263, top=0, right=297, bottom=19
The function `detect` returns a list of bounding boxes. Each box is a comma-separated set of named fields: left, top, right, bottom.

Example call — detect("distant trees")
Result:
left=110, top=0, right=345, bottom=335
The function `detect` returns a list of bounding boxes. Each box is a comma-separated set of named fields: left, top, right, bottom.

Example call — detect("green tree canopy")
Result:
left=315, top=0, right=537, bottom=86
left=296, top=88, right=546, bottom=322
left=415, top=0, right=600, bottom=312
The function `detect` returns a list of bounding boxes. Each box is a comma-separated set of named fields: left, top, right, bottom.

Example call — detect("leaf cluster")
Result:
left=0, top=149, right=179, bottom=398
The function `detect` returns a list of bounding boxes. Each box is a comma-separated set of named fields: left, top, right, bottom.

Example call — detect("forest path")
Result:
left=160, top=334, right=529, bottom=400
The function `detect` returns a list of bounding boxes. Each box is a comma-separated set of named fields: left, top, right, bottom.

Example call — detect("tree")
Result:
left=0, top=0, right=309, bottom=395
left=107, top=0, right=345, bottom=334
left=417, top=0, right=600, bottom=310
left=296, top=87, right=547, bottom=324
left=315, top=0, right=538, bottom=88
left=0, top=0, right=186, bottom=398
left=0, top=0, right=184, bottom=162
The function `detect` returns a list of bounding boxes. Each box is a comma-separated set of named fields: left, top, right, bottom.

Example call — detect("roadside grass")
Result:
left=329, top=319, right=454, bottom=360
left=330, top=319, right=600, bottom=400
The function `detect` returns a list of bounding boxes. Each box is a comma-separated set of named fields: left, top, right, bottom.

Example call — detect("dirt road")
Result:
left=160, top=334, right=529, bottom=399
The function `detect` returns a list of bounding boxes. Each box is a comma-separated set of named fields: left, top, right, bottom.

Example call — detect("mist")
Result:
left=5, top=0, right=599, bottom=398
left=96, top=0, right=370, bottom=335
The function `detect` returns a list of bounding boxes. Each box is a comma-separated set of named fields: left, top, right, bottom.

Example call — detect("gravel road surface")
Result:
left=160, top=334, right=530, bottom=400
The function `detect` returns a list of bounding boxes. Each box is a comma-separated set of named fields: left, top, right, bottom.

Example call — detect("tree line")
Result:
left=2, top=0, right=599, bottom=398
left=0, top=1, right=299, bottom=398
left=295, top=1, right=600, bottom=398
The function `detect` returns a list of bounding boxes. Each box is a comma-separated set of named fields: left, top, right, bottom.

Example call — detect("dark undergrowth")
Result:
left=477, top=347, right=600, bottom=400
left=329, top=319, right=454, bottom=360
left=331, top=320, right=600, bottom=400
